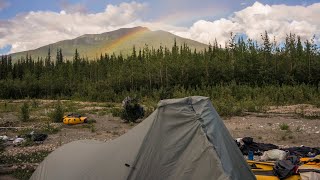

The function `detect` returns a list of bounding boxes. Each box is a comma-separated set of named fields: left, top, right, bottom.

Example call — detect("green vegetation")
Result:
left=50, top=100, right=64, bottom=123
left=90, top=124, right=96, bottom=133
left=87, top=119, right=97, bottom=124
left=0, top=150, right=51, bottom=164
left=0, top=151, right=51, bottom=180
left=111, top=108, right=123, bottom=117
left=41, top=122, right=61, bottom=134
left=279, top=123, right=290, bottom=130
left=20, top=102, right=30, bottom=122
left=13, top=169, right=34, bottom=180
left=121, top=99, right=144, bottom=122
left=1, top=32, right=320, bottom=116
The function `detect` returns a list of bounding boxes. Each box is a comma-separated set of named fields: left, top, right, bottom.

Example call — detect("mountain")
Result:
left=10, top=26, right=208, bottom=61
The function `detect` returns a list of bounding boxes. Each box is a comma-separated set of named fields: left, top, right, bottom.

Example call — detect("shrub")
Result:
left=20, top=102, right=30, bottom=122
left=121, top=98, right=144, bottom=122
left=279, top=123, right=289, bottom=130
left=50, top=100, right=64, bottom=123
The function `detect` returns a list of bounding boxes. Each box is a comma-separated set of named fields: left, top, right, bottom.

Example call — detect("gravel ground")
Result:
left=0, top=102, right=319, bottom=179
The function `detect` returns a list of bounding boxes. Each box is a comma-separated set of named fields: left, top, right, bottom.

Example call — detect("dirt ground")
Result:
left=226, top=113, right=319, bottom=147
left=0, top=100, right=320, bottom=179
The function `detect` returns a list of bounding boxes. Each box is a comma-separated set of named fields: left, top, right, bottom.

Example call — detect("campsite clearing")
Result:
left=0, top=100, right=319, bottom=179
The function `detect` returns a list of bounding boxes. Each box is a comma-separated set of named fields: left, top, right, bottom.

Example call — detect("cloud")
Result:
left=0, top=1, right=147, bottom=53
left=1, top=1, right=320, bottom=54
left=60, top=0, right=87, bottom=14
left=0, top=0, right=9, bottom=11
left=172, top=2, right=320, bottom=46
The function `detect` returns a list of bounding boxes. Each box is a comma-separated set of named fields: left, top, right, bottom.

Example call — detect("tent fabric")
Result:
left=30, top=96, right=255, bottom=180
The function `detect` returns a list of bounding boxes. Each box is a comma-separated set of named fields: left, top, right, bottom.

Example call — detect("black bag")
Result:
left=273, top=160, right=295, bottom=179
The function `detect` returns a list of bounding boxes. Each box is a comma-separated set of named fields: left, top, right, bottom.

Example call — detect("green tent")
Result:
left=30, top=96, right=255, bottom=180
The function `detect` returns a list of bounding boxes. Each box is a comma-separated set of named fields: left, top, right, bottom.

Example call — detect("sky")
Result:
left=0, top=0, right=320, bottom=54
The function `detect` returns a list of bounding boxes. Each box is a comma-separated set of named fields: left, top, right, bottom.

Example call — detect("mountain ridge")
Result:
left=10, top=26, right=208, bottom=61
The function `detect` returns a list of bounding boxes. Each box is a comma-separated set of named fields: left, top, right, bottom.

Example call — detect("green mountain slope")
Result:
left=10, top=26, right=208, bottom=61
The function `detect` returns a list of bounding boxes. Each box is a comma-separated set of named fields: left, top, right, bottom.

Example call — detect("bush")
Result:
left=121, top=98, right=144, bottom=122
left=50, top=100, right=64, bottom=123
left=20, top=102, right=30, bottom=122
left=279, top=123, right=289, bottom=130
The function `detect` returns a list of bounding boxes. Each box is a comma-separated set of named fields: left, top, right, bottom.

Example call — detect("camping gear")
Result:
left=25, top=133, right=48, bottom=142
left=273, top=160, right=297, bottom=179
left=0, top=135, right=8, bottom=141
left=30, top=96, right=255, bottom=180
left=63, top=113, right=88, bottom=125
left=260, top=149, right=288, bottom=161
left=249, top=151, right=254, bottom=160
left=248, top=155, right=320, bottom=180
left=13, top=137, right=25, bottom=145
left=238, top=137, right=278, bottom=155
left=281, top=147, right=320, bottom=158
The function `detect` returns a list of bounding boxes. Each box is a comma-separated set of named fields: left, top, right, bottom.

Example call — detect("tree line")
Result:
left=0, top=32, right=319, bottom=108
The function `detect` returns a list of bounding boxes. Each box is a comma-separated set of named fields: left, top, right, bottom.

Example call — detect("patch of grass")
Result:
left=87, top=119, right=97, bottom=124
left=258, top=136, right=262, bottom=140
left=20, top=102, right=30, bottom=122
left=279, top=123, right=289, bottom=130
left=40, top=123, right=60, bottom=134
left=97, top=110, right=108, bottom=116
left=17, top=128, right=34, bottom=136
left=49, top=100, right=64, bottom=123
left=63, top=100, right=78, bottom=112
left=31, top=99, right=39, bottom=109
left=0, top=101, right=19, bottom=112
left=13, top=168, right=35, bottom=180
left=143, top=107, right=154, bottom=118
left=104, top=103, right=115, bottom=108
left=280, top=129, right=292, bottom=141
left=90, top=124, right=96, bottom=133
left=20, top=138, right=35, bottom=147
left=111, top=108, right=122, bottom=117
left=0, top=150, right=51, bottom=164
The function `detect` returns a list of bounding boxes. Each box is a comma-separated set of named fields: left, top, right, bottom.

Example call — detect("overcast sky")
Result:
left=0, top=0, right=319, bottom=54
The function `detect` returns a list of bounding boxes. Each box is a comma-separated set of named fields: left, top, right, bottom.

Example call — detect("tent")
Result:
left=30, top=96, right=255, bottom=180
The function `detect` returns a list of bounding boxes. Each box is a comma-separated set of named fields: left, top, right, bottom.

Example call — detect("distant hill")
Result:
left=10, top=26, right=208, bottom=61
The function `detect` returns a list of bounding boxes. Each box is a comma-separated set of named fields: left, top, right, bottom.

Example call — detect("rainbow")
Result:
left=104, top=27, right=148, bottom=53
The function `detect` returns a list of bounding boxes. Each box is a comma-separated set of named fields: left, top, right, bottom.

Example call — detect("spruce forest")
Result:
left=1, top=32, right=320, bottom=116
